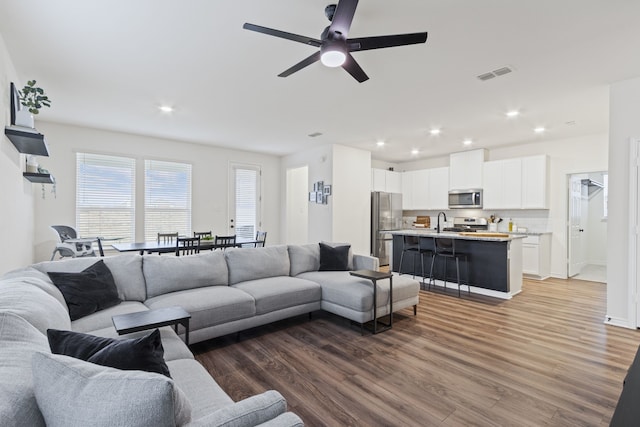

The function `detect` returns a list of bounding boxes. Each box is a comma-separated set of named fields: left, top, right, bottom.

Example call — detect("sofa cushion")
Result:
left=144, top=251, right=228, bottom=299
left=233, top=277, right=321, bottom=315
left=145, top=286, right=256, bottom=330
left=0, top=312, right=48, bottom=427
left=166, top=359, right=234, bottom=419
left=0, top=279, right=71, bottom=334
left=71, top=301, right=148, bottom=333
left=321, top=241, right=354, bottom=270
left=33, top=254, right=147, bottom=302
left=319, top=242, right=350, bottom=271
left=1, top=268, right=68, bottom=308
left=288, top=244, right=320, bottom=276
left=87, top=325, right=194, bottom=362
left=48, top=328, right=171, bottom=377
left=32, top=352, right=192, bottom=427
left=225, top=245, right=290, bottom=285
left=188, top=390, right=288, bottom=427
left=47, top=260, right=122, bottom=321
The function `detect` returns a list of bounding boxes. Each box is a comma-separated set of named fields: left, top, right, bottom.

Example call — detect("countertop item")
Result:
left=388, top=229, right=526, bottom=242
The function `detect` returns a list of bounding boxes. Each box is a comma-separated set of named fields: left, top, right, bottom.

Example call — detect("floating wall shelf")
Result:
left=4, top=126, right=49, bottom=156
left=23, top=172, right=55, bottom=184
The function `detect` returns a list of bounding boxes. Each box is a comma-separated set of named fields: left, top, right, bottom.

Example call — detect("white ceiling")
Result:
left=2, top=0, right=640, bottom=163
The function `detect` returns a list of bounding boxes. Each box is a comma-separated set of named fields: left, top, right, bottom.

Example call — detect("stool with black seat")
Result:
left=398, top=235, right=432, bottom=283
left=429, top=237, right=470, bottom=297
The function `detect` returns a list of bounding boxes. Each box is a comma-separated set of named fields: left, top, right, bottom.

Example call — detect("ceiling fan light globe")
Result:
left=321, top=50, right=346, bottom=67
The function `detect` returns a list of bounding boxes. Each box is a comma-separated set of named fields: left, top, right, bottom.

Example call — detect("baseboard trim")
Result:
left=604, top=315, right=636, bottom=329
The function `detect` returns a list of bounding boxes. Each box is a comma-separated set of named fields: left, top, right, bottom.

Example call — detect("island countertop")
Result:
left=386, top=229, right=527, bottom=242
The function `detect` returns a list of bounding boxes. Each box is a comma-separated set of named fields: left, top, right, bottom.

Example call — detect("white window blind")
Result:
left=145, top=160, right=192, bottom=241
left=234, top=167, right=260, bottom=241
left=76, top=153, right=136, bottom=242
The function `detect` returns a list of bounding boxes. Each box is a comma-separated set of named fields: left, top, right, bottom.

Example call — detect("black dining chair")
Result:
left=254, top=231, right=267, bottom=247
left=176, top=237, right=200, bottom=256
left=193, top=231, right=212, bottom=239
left=214, top=235, right=236, bottom=250
left=429, top=237, right=470, bottom=297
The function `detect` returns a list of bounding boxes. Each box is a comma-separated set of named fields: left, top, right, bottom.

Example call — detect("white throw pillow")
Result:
left=32, top=352, right=192, bottom=427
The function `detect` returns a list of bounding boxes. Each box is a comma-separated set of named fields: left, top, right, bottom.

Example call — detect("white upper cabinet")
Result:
left=521, top=155, right=549, bottom=209
left=401, top=167, right=448, bottom=210
left=483, top=155, right=549, bottom=210
left=371, top=168, right=402, bottom=193
left=449, top=149, right=487, bottom=190
left=483, top=159, right=522, bottom=209
left=428, top=167, right=449, bottom=210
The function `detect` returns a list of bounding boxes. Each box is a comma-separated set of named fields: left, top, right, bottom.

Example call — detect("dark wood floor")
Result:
left=192, top=277, right=640, bottom=426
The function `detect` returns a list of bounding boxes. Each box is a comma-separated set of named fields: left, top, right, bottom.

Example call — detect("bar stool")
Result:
left=398, top=235, right=432, bottom=282
left=429, top=237, right=470, bottom=297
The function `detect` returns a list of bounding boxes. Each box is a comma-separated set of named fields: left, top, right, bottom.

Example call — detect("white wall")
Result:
left=285, top=166, right=308, bottom=245
left=607, top=76, right=640, bottom=328
left=32, top=122, right=282, bottom=262
left=397, top=133, right=608, bottom=278
left=0, top=33, right=35, bottom=275
left=282, top=144, right=371, bottom=254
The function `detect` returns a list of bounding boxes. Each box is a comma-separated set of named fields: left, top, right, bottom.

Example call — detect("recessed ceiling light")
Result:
left=376, top=141, right=385, bottom=147
left=430, top=128, right=441, bottom=135
left=411, top=149, right=419, bottom=155
left=463, top=139, right=473, bottom=146
left=534, top=127, right=545, bottom=133
left=506, top=110, right=519, bottom=118
left=159, top=105, right=174, bottom=113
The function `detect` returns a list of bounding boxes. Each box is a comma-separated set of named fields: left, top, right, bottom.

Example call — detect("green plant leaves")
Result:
left=19, top=79, right=51, bottom=114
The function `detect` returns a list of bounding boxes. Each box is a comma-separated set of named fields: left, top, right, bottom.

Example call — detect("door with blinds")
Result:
left=229, top=164, right=261, bottom=241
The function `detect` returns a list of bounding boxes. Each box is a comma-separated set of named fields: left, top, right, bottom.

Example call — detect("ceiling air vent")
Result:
left=477, top=66, right=514, bottom=81
left=308, top=132, right=323, bottom=138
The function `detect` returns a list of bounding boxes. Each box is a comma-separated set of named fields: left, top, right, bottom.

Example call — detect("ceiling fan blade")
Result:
left=341, top=53, right=369, bottom=83
left=243, top=23, right=322, bottom=47
left=329, top=0, right=359, bottom=38
left=278, top=51, right=322, bottom=78
left=348, top=32, right=428, bottom=52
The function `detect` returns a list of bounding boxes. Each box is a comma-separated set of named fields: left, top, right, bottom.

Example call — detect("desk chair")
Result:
left=214, top=235, right=236, bottom=250
left=429, top=237, right=470, bottom=297
left=176, top=237, right=200, bottom=256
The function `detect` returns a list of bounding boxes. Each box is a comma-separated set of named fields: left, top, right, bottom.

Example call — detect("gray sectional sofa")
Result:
left=0, top=243, right=420, bottom=427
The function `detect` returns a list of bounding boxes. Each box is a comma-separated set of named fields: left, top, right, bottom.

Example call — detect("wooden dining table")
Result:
left=112, top=239, right=261, bottom=255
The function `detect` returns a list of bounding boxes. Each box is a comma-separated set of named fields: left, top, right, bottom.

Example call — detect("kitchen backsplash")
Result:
left=403, top=209, right=552, bottom=233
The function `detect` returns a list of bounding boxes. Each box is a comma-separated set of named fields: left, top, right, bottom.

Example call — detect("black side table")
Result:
left=112, top=306, right=191, bottom=345
left=350, top=269, right=393, bottom=334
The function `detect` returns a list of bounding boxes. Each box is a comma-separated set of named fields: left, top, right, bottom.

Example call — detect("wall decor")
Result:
left=316, top=192, right=324, bottom=204
left=309, top=191, right=316, bottom=202
left=323, top=185, right=332, bottom=195
left=310, top=181, right=331, bottom=204
left=9, top=82, right=19, bottom=126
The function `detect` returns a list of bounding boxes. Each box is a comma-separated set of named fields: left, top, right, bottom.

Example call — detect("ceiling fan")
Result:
left=243, top=0, right=428, bottom=83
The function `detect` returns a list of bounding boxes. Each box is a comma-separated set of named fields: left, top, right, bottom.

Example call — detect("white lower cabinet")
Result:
left=519, top=234, right=551, bottom=280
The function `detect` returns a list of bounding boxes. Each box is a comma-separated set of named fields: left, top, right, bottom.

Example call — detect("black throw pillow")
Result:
left=47, top=260, right=121, bottom=321
left=319, top=242, right=351, bottom=271
left=47, top=328, right=171, bottom=378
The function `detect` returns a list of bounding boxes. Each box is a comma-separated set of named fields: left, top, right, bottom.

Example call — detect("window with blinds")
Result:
left=234, top=166, right=260, bottom=241
left=144, top=160, right=192, bottom=241
left=76, top=153, right=136, bottom=242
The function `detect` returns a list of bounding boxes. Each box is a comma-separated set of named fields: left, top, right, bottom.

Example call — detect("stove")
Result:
left=443, top=217, right=488, bottom=233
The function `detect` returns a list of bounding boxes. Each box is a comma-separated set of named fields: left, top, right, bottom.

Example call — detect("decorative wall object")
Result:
left=310, top=181, right=331, bottom=204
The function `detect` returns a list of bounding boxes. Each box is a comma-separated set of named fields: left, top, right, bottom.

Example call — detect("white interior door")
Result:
left=229, top=164, right=261, bottom=240
left=568, top=174, right=587, bottom=277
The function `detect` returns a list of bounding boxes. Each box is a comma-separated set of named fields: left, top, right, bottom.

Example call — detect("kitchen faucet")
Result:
left=437, top=212, right=447, bottom=233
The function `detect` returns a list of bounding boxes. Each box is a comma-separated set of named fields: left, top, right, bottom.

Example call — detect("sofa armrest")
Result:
left=187, top=390, right=288, bottom=427
left=353, top=254, right=379, bottom=272
left=255, top=412, right=304, bottom=427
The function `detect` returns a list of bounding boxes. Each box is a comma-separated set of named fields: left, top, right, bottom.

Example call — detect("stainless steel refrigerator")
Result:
left=371, top=191, right=403, bottom=266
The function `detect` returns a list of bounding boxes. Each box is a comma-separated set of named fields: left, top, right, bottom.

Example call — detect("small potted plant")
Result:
left=15, top=80, right=52, bottom=128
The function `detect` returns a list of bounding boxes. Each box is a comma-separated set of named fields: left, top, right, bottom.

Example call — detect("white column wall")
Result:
left=0, top=33, right=35, bottom=275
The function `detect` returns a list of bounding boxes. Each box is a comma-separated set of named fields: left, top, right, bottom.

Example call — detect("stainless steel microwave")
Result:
left=448, top=189, right=483, bottom=209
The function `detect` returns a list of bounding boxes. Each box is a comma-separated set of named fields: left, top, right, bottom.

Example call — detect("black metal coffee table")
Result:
left=112, top=306, right=191, bottom=345
left=350, top=269, right=393, bottom=334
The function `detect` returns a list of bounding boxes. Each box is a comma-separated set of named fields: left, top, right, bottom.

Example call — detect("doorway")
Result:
left=285, top=166, right=309, bottom=244
left=567, top=171, right=608, bottom=282
left=229, top=163, right=261, bottom=240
